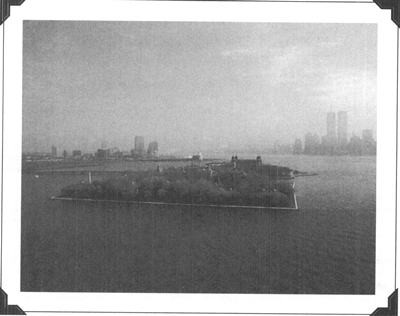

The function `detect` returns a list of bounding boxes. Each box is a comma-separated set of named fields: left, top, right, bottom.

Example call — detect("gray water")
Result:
left=21, top=155, right=375, bottom=294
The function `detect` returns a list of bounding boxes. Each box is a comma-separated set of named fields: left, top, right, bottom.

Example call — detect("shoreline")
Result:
left=22, top=158, right=224, bottom=174
left=50, top=194, right=299, bottom=211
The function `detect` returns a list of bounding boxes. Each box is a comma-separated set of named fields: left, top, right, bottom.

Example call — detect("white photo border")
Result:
left=0, top=0, right=397, bottom=314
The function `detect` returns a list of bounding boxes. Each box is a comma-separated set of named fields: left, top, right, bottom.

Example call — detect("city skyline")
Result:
left=298, top=110, right=376, bottom=156
left=25, top=109, right=375, bottom=156
left=25, top=118, right=376, bottom=157
left=23, top=21, right=377, bottom=154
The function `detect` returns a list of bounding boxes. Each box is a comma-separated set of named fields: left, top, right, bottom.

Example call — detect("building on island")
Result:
left=225, top=156, right=293, bottom=178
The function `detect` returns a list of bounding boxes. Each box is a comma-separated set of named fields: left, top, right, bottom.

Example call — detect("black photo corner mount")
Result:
left=374, top=0, right=400, bottom=27
left=0, top=289, right=25, bottom=315
left=371, top=289, right=398, bottom=316
left=0, top=0, right=24, bottom=26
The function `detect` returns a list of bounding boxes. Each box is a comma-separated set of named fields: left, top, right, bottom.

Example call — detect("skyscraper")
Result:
left=337, top=111, right=348, bottom=147
left=327, top=112, right=336, bottom=142
left=51, top=145, right=57, bottom=157
left=326, top=112, right=337, bottom=155
left=134, top=136, right=145, bottom=156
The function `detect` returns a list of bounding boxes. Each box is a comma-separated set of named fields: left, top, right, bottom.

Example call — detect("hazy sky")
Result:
left=23, top=21, right=377, bottom=154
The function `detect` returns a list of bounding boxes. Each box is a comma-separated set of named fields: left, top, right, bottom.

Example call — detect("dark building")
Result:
left=51, top=145, right=57, bottom=157
left=337, top=111, right=348, bottom=148
left=72, top=150, right=82, bottom=157
left=135, top=136, right=145, bottom=151
left=62, top=150, right=68, bottom=158
left=97, top=148, right=110, bottom=159
left=230, top=155, right=262, bottom=172
left=133, top=136, right=145, bottom=157
left=228, top=156, right=293, bottom=178
left=191, top=153, right=203, bottom=166
left=147, top=141, right=158, bottom=157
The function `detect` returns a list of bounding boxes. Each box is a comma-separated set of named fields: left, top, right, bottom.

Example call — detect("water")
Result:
left=21, top=155, right=375, bottom=294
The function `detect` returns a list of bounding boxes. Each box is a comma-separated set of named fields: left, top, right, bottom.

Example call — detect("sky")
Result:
left=22, top=21, right=377, bottom=155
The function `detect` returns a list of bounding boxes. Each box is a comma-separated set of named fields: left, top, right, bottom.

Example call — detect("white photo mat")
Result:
left=0, top=0, right=397, bottom=314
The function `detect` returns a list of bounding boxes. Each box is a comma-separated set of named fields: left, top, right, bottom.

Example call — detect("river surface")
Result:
left=21, top=154, right=375, bottom=294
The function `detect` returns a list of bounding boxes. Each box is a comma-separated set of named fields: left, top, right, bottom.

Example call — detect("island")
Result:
left=56, top=156, right=299, bottom=209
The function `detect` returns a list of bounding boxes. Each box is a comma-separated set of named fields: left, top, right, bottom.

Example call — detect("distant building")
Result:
left=133, top=136, right=145, bottom=157
left=227, top=156, right=293, bottom=178
left=337, top=111, right=348, bottom=147
left=97, top=148, right=110, bottom=159
left=63, top=150, right=68, bottom=158
left=327, top=112, right=336, bottom=141
left=326, top=112, right=337, bottom=155
left=304, top=133, right=320, bottom=155
left=362, top=129, right=376, bottom=155
left=110, top=147, right=119, bottom=155
left=135, top=136, right=145, bottom=151
left=348, top=134, right=362, bottom=156
left=72, top=150, right=82, bottom=157
left=293, top=139, right=302, bottom=155
left=121, top=151, right=131, bottom=158
left=147, top=141, right=158, bottom=157
left=230, top=155, right=262, bottom=172
left=301, top=111, right=376, bottom=156
left=82, top=153, right=94, bottom=161
left=191, top=153, right=203, bottom=165
left=51, top=145, right=57, bottom=157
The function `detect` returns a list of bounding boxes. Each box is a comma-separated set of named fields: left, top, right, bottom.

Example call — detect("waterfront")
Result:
left=21, top=154, right=375, bottom=294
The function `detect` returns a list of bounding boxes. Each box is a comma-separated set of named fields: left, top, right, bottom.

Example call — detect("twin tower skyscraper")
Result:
left=327, top=111, right=347, bottom=147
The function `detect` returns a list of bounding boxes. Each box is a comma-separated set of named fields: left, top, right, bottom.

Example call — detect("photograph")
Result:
left=0, top=0, right=398, bottom=314
left=21, top=20, right=377, bottom=294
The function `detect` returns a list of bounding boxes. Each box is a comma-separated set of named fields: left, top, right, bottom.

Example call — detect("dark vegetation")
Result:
left=60, top=166, right=296, bottom=208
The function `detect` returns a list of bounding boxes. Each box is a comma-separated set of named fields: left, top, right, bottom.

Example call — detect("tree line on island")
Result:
left=59, top=165, right=296, bottom=208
